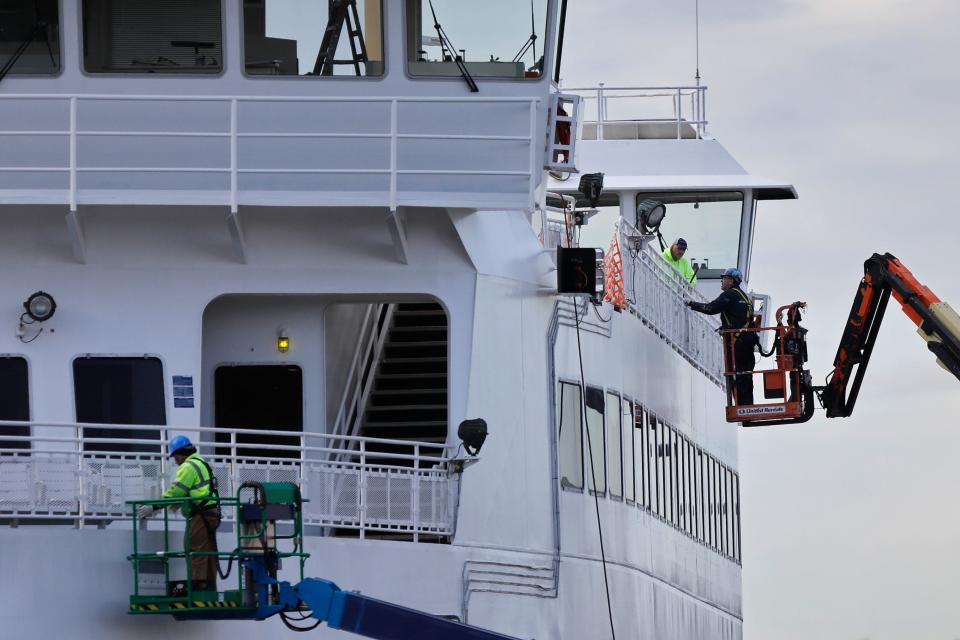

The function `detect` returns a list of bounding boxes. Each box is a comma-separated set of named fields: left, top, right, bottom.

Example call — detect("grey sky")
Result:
left=562, top=1, right=960, bottom=638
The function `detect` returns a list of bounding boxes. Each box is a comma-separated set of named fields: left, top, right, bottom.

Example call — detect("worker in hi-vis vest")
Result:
left=137, top=435, right=220, bottom=591
left=661, top=237, right=698, bottom=284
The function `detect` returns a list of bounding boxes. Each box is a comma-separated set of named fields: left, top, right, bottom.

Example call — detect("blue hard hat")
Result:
left=167, top=435, right=192, bottom=458
left=722, top=267, right=744, bottom=284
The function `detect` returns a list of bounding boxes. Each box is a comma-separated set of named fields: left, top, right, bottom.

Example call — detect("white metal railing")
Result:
left=0, top=93, right=544, bottom=211
left=0, top=421, right=455, bottom=540
left=619, top=224, right=724, bottom=384
left=331, top=303, right=395, bottom=440
left=562, top=84, right=708, bottom=140
left=536, top=191, right=576, bottom=251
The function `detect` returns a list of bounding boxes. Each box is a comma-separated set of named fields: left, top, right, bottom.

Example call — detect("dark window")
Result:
left=653, top=415, right=663, bottom=517
left=584, top=386, right=605, bottom=494
left=622, top=399, right=634, bottom=503
left=605, top=392, right=622, bottom=499
left=82, top=0, right=222, bottom=74
left=215, top=365, right=303, bottom=459
left=0, top=357, right=30, bottom=451
left=74, top=357, right=165, bottom=453
left=0, top=0, right=60, bottom=75
left=733, top=473, right=742, bottom=562
left=634, top=406, right=646, bottom=509
left=558, top=381, right=583, bottom=489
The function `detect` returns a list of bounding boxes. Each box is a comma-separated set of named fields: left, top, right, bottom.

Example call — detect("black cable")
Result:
left=574, top=304, right=617, bottom=640
left=18, top=327, right=43, bottom=343
left=591, top=300, right=612, bottom=323
left=280, top=611, right=322, bottom=632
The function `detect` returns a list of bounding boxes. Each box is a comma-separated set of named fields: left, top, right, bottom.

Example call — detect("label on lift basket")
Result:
left=736, top=404, right=787, bottom=417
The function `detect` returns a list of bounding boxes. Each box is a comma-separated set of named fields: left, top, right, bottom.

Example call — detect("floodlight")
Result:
left=577, top=172, right=604, bottom=208
left=23, top=291, right=56, bottom=322
left=637, top=198, right=666, bottom=233
left=458, top=418, right=488, bottom=456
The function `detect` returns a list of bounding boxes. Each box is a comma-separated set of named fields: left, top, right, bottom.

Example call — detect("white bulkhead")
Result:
left=0, top=2, right=794, bottom=638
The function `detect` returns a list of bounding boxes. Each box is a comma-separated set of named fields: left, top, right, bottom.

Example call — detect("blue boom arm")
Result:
left=247, top=559, right=520, bottom=640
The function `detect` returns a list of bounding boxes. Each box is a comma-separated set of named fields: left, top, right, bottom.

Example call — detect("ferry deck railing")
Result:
left=536, top=204, right=724, bottom=384
left=0, top=93, right=545, bottom=212
left=0, top=421, right=457, bottom=540
left=562, top=84, right=708, bottom=140
left=628, top=237, right=725, bottom=385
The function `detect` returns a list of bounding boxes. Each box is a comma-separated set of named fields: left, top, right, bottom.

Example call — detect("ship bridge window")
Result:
left=0, top=357, right=30, bottom=452
left=635, top=191, right=744, bottom=277
left=73, top=357, right=165, bottom=453
left=81, top=0, right=223, bottom=74
left=0, top=0, right=60, bottom=75
left=406, top=0, right=549, bottom=79
left=242, top=0, right=384, bottom=76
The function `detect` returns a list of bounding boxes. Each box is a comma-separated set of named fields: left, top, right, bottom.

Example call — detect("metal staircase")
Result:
left=360, top=303, right=449, bottom=464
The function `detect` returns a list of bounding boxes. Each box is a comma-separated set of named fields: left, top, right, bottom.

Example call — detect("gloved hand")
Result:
left=684, top=300, right=694, bottom=308
left=136, top=504, right=156, bottom=519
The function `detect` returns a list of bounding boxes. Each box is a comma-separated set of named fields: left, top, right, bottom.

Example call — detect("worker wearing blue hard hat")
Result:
left=686, top=267, right=758, bottom=405
left=138, top=435, right=221, bottom=593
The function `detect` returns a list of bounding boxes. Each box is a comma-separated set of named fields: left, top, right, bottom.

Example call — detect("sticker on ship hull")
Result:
left=736, top=405, right=787, bottom=417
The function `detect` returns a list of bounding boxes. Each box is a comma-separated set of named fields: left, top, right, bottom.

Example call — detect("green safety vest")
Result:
left=660, top=247, right=698, bottom=284
left=164, top=452, right=217, bottom=512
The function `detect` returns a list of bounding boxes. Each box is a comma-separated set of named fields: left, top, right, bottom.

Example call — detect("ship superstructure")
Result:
left=0, top=3, right=792, bottom=638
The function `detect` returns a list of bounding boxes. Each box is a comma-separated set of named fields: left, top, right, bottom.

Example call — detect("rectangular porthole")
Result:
left=73, top=356, right=165, bottom=453
left=558, top=381, right=583, bottom=490
left=0, top=357, right=30, bottom=452
left=606, top=392, right=622, bottom=499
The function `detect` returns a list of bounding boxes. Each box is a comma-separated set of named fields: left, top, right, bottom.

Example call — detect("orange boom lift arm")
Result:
left=727, top=253, right=960, bottom=426
left=819, top=252, right=960, bottom=418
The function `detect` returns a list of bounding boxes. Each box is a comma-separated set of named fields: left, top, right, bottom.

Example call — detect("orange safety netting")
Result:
left=603, top=228, right=625, bottom=310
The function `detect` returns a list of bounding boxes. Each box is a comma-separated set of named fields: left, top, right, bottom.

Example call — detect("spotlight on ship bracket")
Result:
left=577, top=172, right=604, bottom=208
left=637, top=198, right=666, bottom=234
left=24, top=291, right=57, bottom=323
left=458, top=418, right=488, bottom=456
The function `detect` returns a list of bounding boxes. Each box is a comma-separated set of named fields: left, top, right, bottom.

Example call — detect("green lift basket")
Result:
left=127, top=481, right=310, bottom=620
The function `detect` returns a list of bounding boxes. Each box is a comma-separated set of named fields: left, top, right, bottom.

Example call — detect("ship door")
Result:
left=214, top=365, right=303, bottom=459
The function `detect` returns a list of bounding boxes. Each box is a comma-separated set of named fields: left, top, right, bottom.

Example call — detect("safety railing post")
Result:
left=77, top=424, right=84, bottom=524
left=230, top=430, right=237, bottom=496
left=389, top=99, right=398, bottom=212
left=69, top=97, right=77, bottom=211
left=229, top=98, right=238, bottom=213
left=676, top=88, right=682, bottom=139
left=413, top=444, right=421, bottom=542
left=597, top=84, right=605, bottom=140
left=359, top=439, right=366, bottom=540
left=527, top=99, right=537, bottom=212
left=298, top=432, right=306, bottom=504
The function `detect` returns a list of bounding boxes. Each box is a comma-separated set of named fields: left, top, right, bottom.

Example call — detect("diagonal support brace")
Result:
left=386, top=208, right=408, bottom=265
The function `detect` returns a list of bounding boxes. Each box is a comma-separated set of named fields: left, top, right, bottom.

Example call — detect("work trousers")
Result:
left=188, top=509, right=220, bottom=588
left=730, top=335, right=757, bottom=406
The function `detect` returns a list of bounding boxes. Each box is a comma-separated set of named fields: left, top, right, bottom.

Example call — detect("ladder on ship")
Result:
left=312, top=0, right=368, bottom=76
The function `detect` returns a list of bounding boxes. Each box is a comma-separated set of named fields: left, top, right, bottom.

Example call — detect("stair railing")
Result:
left=330, top=303, right=396, bottom=456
